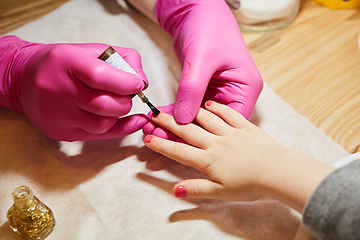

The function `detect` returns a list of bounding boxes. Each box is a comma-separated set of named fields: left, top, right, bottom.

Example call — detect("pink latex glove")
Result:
left=143, top=0, right=263, bottom=138
left=0, top=36, right=149, bottom=141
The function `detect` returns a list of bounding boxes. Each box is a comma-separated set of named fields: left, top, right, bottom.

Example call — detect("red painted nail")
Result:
left=174, top=185, right=187, bottom=198
left=152, top=112, right=160, bottom=118
left=205, top=100, right=213, bottom=107
left=144, top=135, right=153, bottom=143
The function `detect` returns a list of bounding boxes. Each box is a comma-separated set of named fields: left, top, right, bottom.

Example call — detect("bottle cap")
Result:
left=98, top=46, right=116, bottom=61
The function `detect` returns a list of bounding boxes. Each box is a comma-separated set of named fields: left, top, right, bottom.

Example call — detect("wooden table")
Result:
left=1, top=0, right=359, bottom=153
left=242, top=0, right=360, bottom=154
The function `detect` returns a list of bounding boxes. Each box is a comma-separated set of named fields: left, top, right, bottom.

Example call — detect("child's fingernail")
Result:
left=152, top=112, right=160, bottom=118
left=174, top=185, right=187, bottom=198
left=205, top=100, right=213, bottom=107
left=144, top=135, right=153, bottom=143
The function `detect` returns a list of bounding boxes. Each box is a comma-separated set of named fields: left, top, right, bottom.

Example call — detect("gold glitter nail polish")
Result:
left=7, top=186, right=55, bottom=240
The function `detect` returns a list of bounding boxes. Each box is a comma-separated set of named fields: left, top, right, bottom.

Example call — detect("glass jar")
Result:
left=228, top=0, right=300, bottom=32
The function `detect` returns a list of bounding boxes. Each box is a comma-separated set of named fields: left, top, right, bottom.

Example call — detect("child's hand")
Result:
left=144, top=101, right=287, bottom=201
left=144, top=101, right=335, bottom=212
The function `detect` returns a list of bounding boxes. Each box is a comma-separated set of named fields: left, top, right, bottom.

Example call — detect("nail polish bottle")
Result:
left=7, top=186, right=56, bottom=240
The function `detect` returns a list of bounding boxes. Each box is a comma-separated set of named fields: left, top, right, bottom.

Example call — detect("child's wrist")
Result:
left=254, top=147, right=294, bottom=198
left=256, top=148, right=335, bottom=212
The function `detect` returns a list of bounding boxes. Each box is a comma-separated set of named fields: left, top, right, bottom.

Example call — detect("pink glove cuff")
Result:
left=0, top=35, right=44, bottom=112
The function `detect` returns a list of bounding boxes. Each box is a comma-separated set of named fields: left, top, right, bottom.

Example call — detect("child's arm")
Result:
left=143, top=100, right=335, bottom=213
left=295, top=224, right=316, bottom=240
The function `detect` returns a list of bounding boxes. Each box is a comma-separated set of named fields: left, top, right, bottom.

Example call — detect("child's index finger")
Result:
left=151, top=111, right=214, bottom=149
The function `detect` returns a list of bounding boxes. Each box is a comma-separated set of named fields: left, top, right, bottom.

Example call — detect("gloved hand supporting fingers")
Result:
left=174, top=55, right=215, bottom=124
left=66, top=109, right=119, bottom=135
left=155, top=0, right=263, bottom=124
left=95, top=114, right=150, bottom=140
left=62, top=114, right=150, bottom=141
left=203, top=68, right=263, bottom=120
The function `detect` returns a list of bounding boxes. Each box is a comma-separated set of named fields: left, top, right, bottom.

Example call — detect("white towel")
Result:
left=0, top=1, right=349, bottom=239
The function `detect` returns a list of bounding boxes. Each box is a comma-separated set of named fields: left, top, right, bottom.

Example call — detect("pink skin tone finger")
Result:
left=193, top=101, right=236, bottom=136
left=144, top=101, right=261, bottom=201
left=143, top=133, right=209, bottom=172
left=151, top=110, right=215, bottom=149
left=144, top=101, right=336, bottom=215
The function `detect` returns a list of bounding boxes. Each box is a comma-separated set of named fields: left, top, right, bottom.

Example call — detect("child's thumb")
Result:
left=173, top=179, right=222, bottom=199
